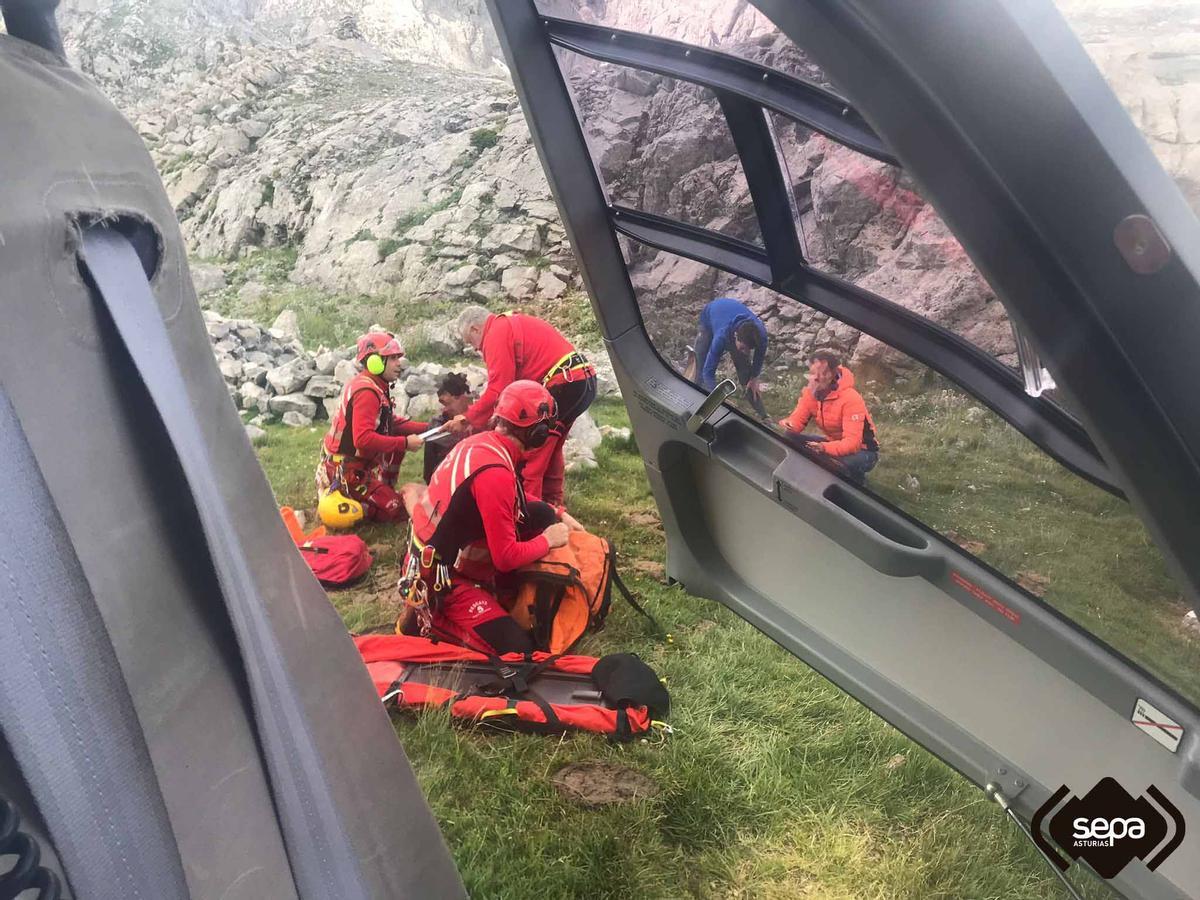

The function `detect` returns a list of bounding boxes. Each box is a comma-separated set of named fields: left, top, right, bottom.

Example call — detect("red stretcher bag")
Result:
left=355, top=634, right=669, bottom=741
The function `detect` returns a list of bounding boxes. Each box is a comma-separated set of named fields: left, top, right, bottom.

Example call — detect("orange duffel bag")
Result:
left=507, top=530, right=659, bottom=654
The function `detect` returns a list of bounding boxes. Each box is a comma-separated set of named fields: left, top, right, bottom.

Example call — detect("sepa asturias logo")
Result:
left=1032, top=778, right=1185, bottom=879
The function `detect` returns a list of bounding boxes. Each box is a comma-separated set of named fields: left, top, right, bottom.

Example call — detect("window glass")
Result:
left=1055, top=0, right=1200, bottom=215
left=624, top=242, right=1200, bottom=707
left=553, top=48, right=762, bottom=244
left=536, top=0, right=832, bottom=86
left=766, top=110, right=1021, bottom=371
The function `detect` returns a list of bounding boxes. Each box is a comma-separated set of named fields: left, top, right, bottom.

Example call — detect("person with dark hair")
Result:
left=422, top=372, right=473, bottom=484
left=693, top=297, right=769, bottom=416
left=780, top=348, right=880, bottom=483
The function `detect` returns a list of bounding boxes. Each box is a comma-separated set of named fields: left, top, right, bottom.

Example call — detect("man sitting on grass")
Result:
left=422, top=372, right=473, bottom=484
left=779, top=348, right=880, bottom=484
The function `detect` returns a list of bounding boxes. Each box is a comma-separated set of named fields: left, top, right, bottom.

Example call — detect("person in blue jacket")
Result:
left=692, top=297, right=769, bottom=416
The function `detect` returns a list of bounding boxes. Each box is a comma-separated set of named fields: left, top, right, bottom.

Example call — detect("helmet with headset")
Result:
left=495, top=380, right=557, bottom=449
left=356, top=332, right=404, bottom=376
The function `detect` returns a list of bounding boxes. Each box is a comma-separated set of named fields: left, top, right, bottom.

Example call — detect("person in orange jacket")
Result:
left=444, top=306, right=597, bottom=508
left=780, top=349, right=880, bottom=483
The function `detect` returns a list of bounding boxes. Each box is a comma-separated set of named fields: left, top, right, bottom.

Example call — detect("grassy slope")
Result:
left=256, top=387, right=1139, bottom=899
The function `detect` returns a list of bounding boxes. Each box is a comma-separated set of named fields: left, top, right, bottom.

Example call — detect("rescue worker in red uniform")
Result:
left=317, top=332, right=427, bottom=523
left=399, top=380, right=572, bottom=654
left=444, top=306, right=597, bottom=507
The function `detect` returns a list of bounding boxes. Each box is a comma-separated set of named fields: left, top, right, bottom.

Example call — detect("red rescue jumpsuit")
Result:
left=320, top=371, right=427, bottom=522
left=463, top=313, right=596, bottom=506
left=408, top=430, right=549, bottom=652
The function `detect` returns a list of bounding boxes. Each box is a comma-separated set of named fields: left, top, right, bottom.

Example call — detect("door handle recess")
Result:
left=775, top=467, right=945, bottom=579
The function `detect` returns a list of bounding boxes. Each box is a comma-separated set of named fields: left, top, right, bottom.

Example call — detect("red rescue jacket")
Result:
left=322, top=372, right=424, bottom=472
left=412, top=430, right=549, bottom=582
left=780, top=367, right=880, bottom=457
left=464, top=313, right=579, bottom=430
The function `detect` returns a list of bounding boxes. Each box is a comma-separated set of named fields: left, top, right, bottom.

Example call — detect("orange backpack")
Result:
left=507, top=530, right=659, bottom=654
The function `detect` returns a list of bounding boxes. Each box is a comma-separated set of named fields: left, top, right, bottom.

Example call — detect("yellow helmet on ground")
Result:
left=318, top=489, right=364, bottom=529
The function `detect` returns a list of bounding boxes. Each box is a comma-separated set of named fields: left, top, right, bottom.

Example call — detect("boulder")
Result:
left=303, top=375, right=339, bottom=398
left=240, top=381, right=267, bottom=410
left=500, top=265, right=538, bottom=301
left=235, top=325, right=261, bottom=346
left=440, top=263, right=483, bottom=290
left=322, top=397, right=340, bottom=420
left=465, top=367, right=487, bottom=393
left=244, top=423, right=268, bottom=445
left=537, top=270, right=567, bottom=300
left=268, top=392, right=318, bottom=418
left=282, top=411, right=314, bottom=428
left=333, top=359, right=358, bottom=384
left=271, top=308, right=302, bottom=342
left=404, top=373, right=439, bottom=396
left=168, top=164, right=215, bottom=209
left=242, top=362, right=269, bottom=385
left=266, top=358, right=316, bottom=394
left=191, top=261, right=227, bottom=295
left=420, top=319, right=462, bottom=356
left=314, top=349, right=338, bottom=375
left=218, top=358, right=243, bottom=381
left=406, top=393, right=441, bottom=421
left=563, top=412, right=602, bottom=472
left=590, top=354, right=621, bottom=397
left=410, top=361, right=448, bottom=378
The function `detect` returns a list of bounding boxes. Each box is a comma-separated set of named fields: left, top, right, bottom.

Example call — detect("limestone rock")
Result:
left=271, top=308, right=302, bottom=343
left=244, top=423, right=268, bottom=445
left=268, top=393, right=318, bottom=418
left=564, top=412, right=602, bottom=472
left=303, top=375, right=339, bottom=398
left=333, top=359, right=358, bottom=384
left=218, top=358, right=243, bottom=381
left=404, top=373, right=439, bottom=396
left=240, top=381, right=267, bottom=411
left=282, top=410, right=314, bottom=428
left=314, top=349, right=338, bottom=375
left=406, top=392, right=441, bottom=421
left=190, top=262, right=227, bottom=295
left=266, top=358, right=316, bottom=395
left=537, top=270, right=567, bottom=300
left=419, top=319, right=462, bottom=356
left=501, top=265, right=538, bottom=301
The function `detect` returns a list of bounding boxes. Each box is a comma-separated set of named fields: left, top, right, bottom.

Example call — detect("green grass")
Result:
left=253, top=373, right=1122, bottom=900
left=199, top=248, right=466, bottom=350
left=470, top=127, right=500, bottom=151
left=865, top=384, right=1198, bottom=703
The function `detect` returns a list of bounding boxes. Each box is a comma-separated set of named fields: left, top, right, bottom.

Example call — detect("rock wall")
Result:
left=45, top=0, right=1200, bottom=382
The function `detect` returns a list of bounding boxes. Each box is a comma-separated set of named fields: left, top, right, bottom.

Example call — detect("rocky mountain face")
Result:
left=43, top=0, right=1200, bottom=380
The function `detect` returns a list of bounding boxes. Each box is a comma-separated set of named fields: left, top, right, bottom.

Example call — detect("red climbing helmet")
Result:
left=355, top=332, right=404, bottom=364
left=495, top=380, right=556, bottom=428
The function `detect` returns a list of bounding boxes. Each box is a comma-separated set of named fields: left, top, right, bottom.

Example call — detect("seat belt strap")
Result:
left=77, top=226, right=368, bottom=899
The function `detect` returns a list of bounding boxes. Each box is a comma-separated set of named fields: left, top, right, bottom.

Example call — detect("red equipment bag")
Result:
left=355, top=634, right=669, bottom=741
left=299, top=535, right=372, bottom=587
